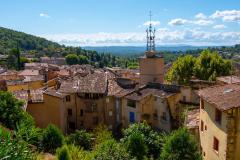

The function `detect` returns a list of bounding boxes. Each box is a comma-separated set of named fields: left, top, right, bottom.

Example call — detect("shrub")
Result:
left=41, top=124, right=64, bottom=153
left=56, top=145, right=71, bottom=160
left=121, top=122, right=163, bottom=159
left=66, top=130, right=93, bottom=150
left=93, top=139, right=131, bottom=160
left=0, top=126, right=35, bottom=160
left=123, top=131, right=147, bottom=160
left=160, top=128, right=202, bottom=160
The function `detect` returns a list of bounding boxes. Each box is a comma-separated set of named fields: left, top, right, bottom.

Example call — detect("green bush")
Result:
left=121, top=122, right=163, bottom=159
left=0, top=91, right=25, bottom=129
left=160, top=128, right=202, bottom=160
left=0, top=126, right=35, bottom=160
left=66, top=130, right=93, bottom=150
left=41, top=124, right=64, bottom=153
left=57, top=144, right=91, bottom=160
left=123, top=131, right=148, bottom=160
left=56, top=145, right=71, bottom=160
left=93, top=139, right=131, bottom=160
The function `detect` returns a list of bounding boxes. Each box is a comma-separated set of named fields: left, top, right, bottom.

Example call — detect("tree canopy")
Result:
left=166, top=49, right=232, bottom=84
left=160, top=128, right=202, bottom=160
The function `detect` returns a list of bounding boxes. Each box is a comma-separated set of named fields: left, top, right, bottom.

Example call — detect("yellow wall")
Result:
left=8, top=83, right=28, bottom=92
left=27, top=94, right=66, bottom=133
left=139, top=57, right=164, bottom=85
left=200, top=100, right=228, bottom=160
left=7, top=80, right=44, bottom=92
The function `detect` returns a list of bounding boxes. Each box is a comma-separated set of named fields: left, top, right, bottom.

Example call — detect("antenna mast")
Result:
left=146, top=11, right=156, bottom=57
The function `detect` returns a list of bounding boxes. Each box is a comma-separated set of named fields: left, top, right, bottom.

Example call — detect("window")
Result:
left=213, top=137, right=219, bottom=152
left=129, top=112, right=135, bottom=123
left=161, top=112, right=167, bottom=121
left=127, top=99, right=136, bottom=108
left=205, top=125, right=207, bottom=131
left=93, top=117, right=99, bottom=125
left=215, top=108, right=222, bottom=124
left=91, top=103, right=97, bottom=112
left=201, top=99, right=204, bottom=110
left=68, top=109, right=72, bottom=116
left=68, top=122, right=75, bottom=130
left=66, top=95, right=71, bottom=102
left=183, top=96, right=186, bottom=102
left=201, top=120, right=204, bottom=132
left=109, top=110, right=113, bottom=116
left=80, top=109, right=84, bottom=116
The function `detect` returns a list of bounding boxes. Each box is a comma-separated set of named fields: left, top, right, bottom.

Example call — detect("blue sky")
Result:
left=1, top=0, right=240, bottom=46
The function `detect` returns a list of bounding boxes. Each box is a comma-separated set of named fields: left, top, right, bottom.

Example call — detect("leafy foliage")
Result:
left=0, top=126, right=35, bottom=160
left=121, top=122, right=163, bottom=159
left=94, top=125, right=113, bottom=146
left=0, top=91, right=25, bottom=129
left=56, top=145, right=71, bottom=160
left=41, top=124, right=64, bottom=153
left=123, top=131, right=148, bottom=160
left=66, top=54, right=79, bottom=65
left=194, top=50, right=232, bottom=81
left=165, top=55, right=195, bottom=85
left=160, top=128, right=202, bottom=160
left=93, top=139, right=131, bottom=160
left=66, top=130, right=93, bottom=150
left=166, top=49, right=232, bottom=84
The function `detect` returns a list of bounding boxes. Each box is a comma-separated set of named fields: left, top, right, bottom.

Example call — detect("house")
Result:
left=122, top=83, right=181, bottom=132
left=199, top=84, right=240, bottom=160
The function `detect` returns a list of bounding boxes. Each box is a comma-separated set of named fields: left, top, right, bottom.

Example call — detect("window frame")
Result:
left=213, top=136, right=219, bottom=153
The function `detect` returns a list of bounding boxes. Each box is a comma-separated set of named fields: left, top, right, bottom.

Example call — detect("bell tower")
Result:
left=139, top=11, right=164, bottom=85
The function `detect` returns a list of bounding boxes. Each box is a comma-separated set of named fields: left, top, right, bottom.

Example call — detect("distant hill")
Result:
left=0, top=27, right=61, bottom=54
left=83, top=46, right=209, bottom=56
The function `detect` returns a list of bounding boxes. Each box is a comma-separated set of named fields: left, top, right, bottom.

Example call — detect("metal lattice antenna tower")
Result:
left=146, top=11, right=156, bottom=55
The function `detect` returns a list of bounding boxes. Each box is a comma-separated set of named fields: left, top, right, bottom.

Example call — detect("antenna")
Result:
left=146, top=10, right=156, bottom=56
left=149, top=11, right=152, bottom=25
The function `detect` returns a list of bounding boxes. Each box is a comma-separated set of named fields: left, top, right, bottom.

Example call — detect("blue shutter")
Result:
left=129, top=112, right=135, bottom=123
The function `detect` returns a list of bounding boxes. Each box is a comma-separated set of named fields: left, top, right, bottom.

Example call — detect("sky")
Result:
left=1, top=0, right=240, bottom=46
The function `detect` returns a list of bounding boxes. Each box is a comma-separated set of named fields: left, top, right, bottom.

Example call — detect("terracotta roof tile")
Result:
left=186, top=109, right=199, bottom=129
left=199, top=84, right=240, bottom=111
left=217, top=76, right=240, bottom=84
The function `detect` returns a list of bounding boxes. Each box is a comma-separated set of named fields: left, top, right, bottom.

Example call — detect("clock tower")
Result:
left=139, top=11, right=164, bottom=85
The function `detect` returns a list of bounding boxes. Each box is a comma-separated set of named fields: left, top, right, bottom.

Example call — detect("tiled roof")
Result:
left=30, top=89, right=44, bottom=102
left=199, top=84, right=240, bottom=111
left=23, top=75, right=44, bottom=82
left=125, top=87, right=175, bottom=101
left=216, top=76, right=240, bottom=84
left=44, top=89, right=68, bottom=98
left=186, top=109, right=199, bottom=129
left=107, top=78, right=135, bottom=97
left=18, top=69, right=39, bottom=76
left=13, top=90, right=28, bottom=110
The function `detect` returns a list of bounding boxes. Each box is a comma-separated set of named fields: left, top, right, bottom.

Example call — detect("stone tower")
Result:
left=139, top=12, right=164, bottom=85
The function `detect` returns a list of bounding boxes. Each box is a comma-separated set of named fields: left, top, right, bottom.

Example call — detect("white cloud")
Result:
left=210, top=10, right=240, bottom=22
left=193, top=19, right=214, bottom=26
left=40, top=13, right=50, bottom=18
left=213, top=25, right=226, bottom=29
left=143, top=21, right=160, bottom=26
left=41, top=29, right=240, bottom=46
left=168, top=18, right=213, bottom=26
left=195, top=13, right=207, bottom=19
left=168, top=18, right=188, bottom=26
